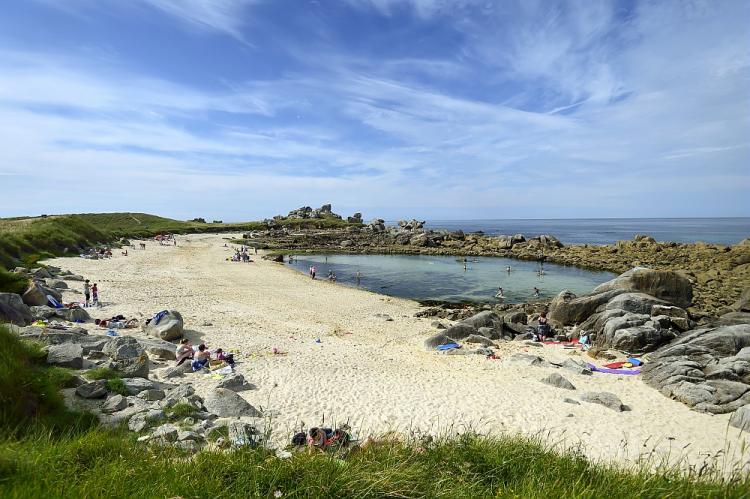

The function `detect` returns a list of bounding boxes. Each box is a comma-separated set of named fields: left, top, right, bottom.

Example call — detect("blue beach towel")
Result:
left=437, top=343, right=461, bottom=351
left=47, top=295, right=63, bottom=309
left=153, top=310, right=169, bottom=324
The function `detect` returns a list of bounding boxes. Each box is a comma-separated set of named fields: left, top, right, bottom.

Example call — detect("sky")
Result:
left=0, top=0, right=748, bottom=221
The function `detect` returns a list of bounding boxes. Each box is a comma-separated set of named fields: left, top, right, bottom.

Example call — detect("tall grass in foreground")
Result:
left=1, top=430, right=748, bottom=498
left=0, top=324, right=748, bottom=497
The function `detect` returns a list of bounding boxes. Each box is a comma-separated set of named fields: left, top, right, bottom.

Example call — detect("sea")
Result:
left=409, top=218, right=749, bottom=246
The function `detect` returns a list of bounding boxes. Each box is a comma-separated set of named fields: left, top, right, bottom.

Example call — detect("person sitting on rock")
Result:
left=175, top=338, right=194, bottom=366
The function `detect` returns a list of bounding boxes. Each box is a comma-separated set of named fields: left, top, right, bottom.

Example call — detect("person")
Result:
left=91, top=283, right=99, bottom=307
left=215, top=348, right=235, bottom=367
left=356, top=270, right=362, bottom=285
left=191, top=344, right=211, bottom=371
left=327, top=270, right=334, bottom=281
left=506, top=265, right=511, bottom=273
left=538, top=311, right=551, bottom=338
left=331, top=272, right=337, bottom=282
left=495, top=287, right=504, bottom=299
left=533, top=287, right=540, bottom=298
left=83, top=279, right=91, bottom=307
left=175, top=338, right=194, bottom=365
left=311, top=266, right=316, bottom=279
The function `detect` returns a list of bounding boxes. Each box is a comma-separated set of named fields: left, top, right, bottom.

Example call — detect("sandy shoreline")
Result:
left=47, top=233, right=749, bottom=473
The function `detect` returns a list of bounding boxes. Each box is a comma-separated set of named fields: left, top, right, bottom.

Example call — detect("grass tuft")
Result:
left=105, top=378, right=128, bottom=396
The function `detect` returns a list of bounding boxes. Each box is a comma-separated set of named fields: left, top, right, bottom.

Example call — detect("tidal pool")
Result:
left=286, top=253, right=616, bottom=303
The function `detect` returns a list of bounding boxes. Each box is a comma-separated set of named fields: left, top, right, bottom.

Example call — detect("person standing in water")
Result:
left=356, top=270, right=362, bottom=285
left=311, top=266, right=316, bottom=279
left=495, top=287, right=504, bottom=299
left=533, top=287, right=540, bottom=298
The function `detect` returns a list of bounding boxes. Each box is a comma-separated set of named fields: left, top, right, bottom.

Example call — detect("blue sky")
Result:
left=0, top=0, right=748, bottom=221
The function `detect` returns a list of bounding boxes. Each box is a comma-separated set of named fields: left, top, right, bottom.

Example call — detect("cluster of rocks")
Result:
left=0, top=265, right=89, bottom=326
left=423, top=307, right=552, bottom=351
left=272, top=204, right=361, bottom=223
left=11, top=320, right=265, bottom=451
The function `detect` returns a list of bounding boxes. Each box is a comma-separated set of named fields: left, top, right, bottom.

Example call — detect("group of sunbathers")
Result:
left=175, top=338, right=235, bottom=371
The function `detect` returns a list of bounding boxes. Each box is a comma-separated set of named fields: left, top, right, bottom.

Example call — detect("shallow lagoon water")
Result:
left=287, top=254, right=616, bottom=303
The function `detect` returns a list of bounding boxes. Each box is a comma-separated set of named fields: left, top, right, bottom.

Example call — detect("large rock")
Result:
left=461, top=311, right=501, bottom=330
left=441, top=323, right=479, bottom=341
left=580, top=391, right=627, bottom=411
left=592, top=268, right=692, bottom=308
left=21, top=281, right=61, bottom=307
left=30, top=305, right=57, bottom=320
left=548, top=290, right=623, bottom=326
left=604, top=293, right=668, bottom=315
left=144, top=311, right=184, bottom=341
left=651, top=305, right=690, bottom=331
left=596, top=312, right=676, bottom=353
left=46, top=343, right=83, bottom=369
left=541, top=373, right=576, bottom=390
left=729, top=405, right=750, bottom=432
left=101, top=394, right=128, bottom=413
left=0, top=292, right=33, bottom=326
left=56, top=307, right=90, bottom=323
left=203, top=388, right=261, bottom=417
left=76, top=380, right=107, bottom=399
left=103, top=336, right=145, bottom=361
left=642, top=324, right=750, bottom=413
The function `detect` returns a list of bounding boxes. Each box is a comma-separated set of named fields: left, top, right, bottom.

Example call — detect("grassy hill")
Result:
left=0, top=212, right=354, bottom=271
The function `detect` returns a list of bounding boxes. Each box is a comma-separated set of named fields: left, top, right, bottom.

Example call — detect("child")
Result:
left=91, top=283, right=100, bottom=307
left=215, top=348, right=235, bottom=367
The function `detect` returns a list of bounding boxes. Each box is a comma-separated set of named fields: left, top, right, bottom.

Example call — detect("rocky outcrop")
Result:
left=592, top=267, right=692, bottom=309
left=642, top=324, right=750, bottom=414
left=0, top=292, right=33, bottom=326
left=548, top=289, right=623, bottom=326
left=595, top=312, right=676, bottom=353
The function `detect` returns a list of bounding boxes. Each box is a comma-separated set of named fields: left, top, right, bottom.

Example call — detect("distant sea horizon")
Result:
left=381, top=217, right=750, bottom=245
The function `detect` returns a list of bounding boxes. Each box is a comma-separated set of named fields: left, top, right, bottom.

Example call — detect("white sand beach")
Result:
left=48, top=234, right=750, bottom=473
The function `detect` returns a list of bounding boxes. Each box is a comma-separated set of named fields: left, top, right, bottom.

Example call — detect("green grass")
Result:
left=105, top=378, right=128, bottom=396
left=0, top=267, right=27, bottom=294
left=0, top=324, right=748, bottom=497
left=0, top=430, right=747, bottom=498
left=0, top=326, right=97, bottom=439
left=164, top=402, right=197, bottom=420
left=83, top=367, right=120, bottom=381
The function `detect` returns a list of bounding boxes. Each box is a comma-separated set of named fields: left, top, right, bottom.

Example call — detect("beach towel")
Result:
left=153, top=310, right=169, bottom=325
left=47, top=295, right=63, bottom=309
left=437, top=343, right=461, bottom=351
left=603, top=361, right=626, bottom=369
left=587, top=362, right=640, bottom=375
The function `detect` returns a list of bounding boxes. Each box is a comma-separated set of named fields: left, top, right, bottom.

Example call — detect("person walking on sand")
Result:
left=83, top=279, right=91, bottom=307
left=91, top=283, right=100, bottom=307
